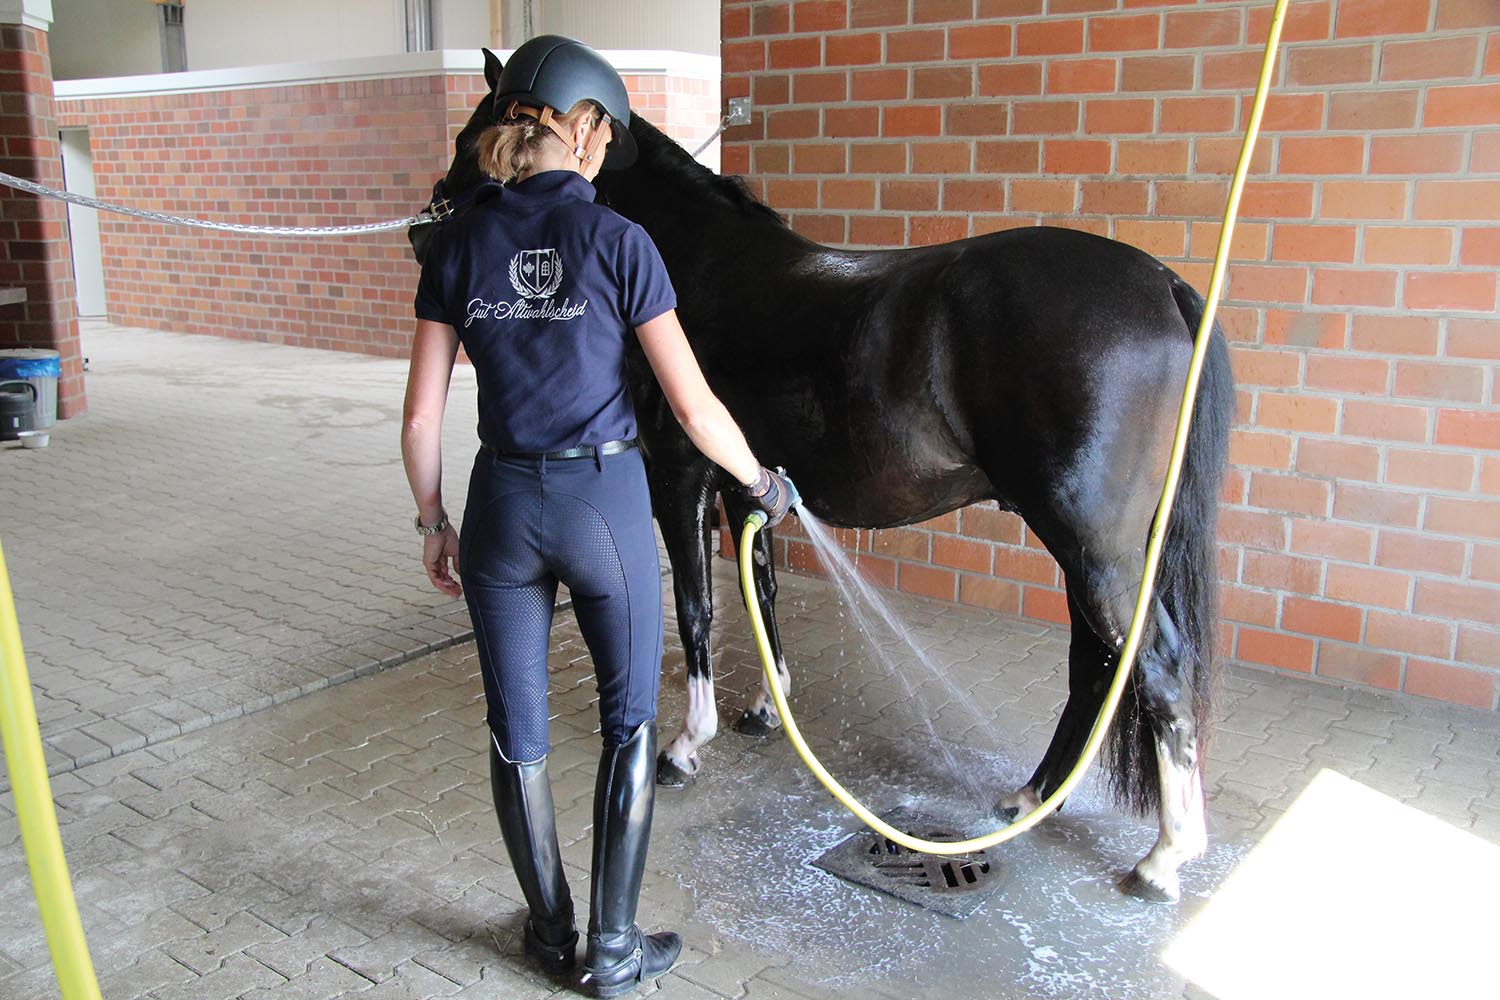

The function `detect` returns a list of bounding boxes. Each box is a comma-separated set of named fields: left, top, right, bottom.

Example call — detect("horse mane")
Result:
left=632, top=116, right=788, bottom=227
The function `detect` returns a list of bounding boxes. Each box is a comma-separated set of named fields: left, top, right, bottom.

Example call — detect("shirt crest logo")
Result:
left=465, top=247, right=587, bottom=326
left=508, top=248, right=565, bottom=299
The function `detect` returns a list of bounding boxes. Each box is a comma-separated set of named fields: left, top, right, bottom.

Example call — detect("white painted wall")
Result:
left=186, top=0, right=399, bottom=71
left=59, top=127, right=105, bottom=317
left=436, top=0, right=493, bottom=49
left=50, top=0, right=162, bottom=81
left=48, top=0, right=717, bottom=78
left=528, top=0, right=716, bottom=56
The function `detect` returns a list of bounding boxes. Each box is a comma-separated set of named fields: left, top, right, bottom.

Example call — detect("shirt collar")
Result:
left=474, top=170, right=596, bottom=208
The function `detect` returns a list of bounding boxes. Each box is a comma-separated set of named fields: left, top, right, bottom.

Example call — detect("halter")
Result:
left=504, top=100, right=613, bottom=169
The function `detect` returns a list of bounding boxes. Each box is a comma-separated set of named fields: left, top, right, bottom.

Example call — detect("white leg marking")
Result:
left=1131, top=734, right=1207, bottom=901
left=665, top=674, right=717, bottom=774
left=998, top=784, right=1043, bottom=818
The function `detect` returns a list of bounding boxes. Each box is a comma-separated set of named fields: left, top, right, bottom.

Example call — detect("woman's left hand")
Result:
left=423, top=525, right=463, bottom=597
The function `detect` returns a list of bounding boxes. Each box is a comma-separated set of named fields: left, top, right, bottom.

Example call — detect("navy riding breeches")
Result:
left=459, top=446, right=663, bottom=763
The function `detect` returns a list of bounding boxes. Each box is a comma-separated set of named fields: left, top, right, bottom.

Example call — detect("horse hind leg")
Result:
left=1119, top=601, right=1207, bottom=903
left=721, top=491, right=792, bottom=737
left=999, top=586, right=1111, bottom=821
left=1001, top=575, right=1206, bottom=903
left=1121, top=728, right=1206, bottom=903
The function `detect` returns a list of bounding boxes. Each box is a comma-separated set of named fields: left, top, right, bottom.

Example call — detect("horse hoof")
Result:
left=999, top=796, right=1064, bottom=823
left=734, top=708, right=779, bottom=737
left=996, top=786, right=1045, bottom=825
left=1119, top=868, right=1177, bottom=904
left=655, top=751, right=695, bottom=788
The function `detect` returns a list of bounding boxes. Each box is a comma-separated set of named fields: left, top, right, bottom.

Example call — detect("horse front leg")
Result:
left=652, top=463, right=721, bottom=787
left=720, top=492, right=791, bottom=736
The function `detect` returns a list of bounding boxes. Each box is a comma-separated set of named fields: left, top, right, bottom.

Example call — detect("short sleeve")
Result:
left=617, top=224, right=677, bottom=328
left=413, top=230, right=451, bottom=324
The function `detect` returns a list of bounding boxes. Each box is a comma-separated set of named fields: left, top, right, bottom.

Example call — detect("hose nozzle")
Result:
left=778, top=468, right=803, bottom=512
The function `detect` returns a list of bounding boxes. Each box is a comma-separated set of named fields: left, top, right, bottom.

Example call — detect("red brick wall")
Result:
left=632, top=73, right=726, bottom=155
left=0, top=23, right=85, bottom=416
left=55, top=67, right=720, bottom=358
left=720, top=0, right=1500, bottom=710
left=57, top=76, right=449, bottom=356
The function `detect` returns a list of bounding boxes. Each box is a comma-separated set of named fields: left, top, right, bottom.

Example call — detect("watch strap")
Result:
left=415, top=513, right=450, bottom=535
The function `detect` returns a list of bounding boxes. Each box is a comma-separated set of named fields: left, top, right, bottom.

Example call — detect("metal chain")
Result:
left=0, top=169, right=438, bottom=237
left=690, top=115, right=730, bottom=159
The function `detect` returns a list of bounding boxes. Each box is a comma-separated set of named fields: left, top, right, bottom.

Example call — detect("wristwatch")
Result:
left=415, top=513, right=450, bottom=536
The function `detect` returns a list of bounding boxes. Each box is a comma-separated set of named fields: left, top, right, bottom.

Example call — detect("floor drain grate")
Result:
left=811, top=806, right=1007, bottom=918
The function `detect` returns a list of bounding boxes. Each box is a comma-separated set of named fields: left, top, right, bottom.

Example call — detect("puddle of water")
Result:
left=655, top=734, right=1249, bottom=1000
left=662, top=533, right=1257, bottom=999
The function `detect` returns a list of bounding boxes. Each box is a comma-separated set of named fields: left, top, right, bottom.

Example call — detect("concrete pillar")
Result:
left=0, top=0, right=85, bottom=418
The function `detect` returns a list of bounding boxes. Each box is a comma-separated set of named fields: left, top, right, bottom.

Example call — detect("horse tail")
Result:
left=1107, top=276, right=1234, bottom=815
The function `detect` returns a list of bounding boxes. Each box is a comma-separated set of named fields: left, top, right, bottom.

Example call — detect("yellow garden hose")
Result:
left=738, top=0, right=1291, bottom=856
left=0, top=536, right=102, bottom=1000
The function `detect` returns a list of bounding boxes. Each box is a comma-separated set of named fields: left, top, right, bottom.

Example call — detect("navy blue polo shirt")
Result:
left=414, top=171, right=676, bottom=454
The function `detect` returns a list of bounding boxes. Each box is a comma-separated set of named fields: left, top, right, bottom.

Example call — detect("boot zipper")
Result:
left=580, top=945, right=643, bottom=984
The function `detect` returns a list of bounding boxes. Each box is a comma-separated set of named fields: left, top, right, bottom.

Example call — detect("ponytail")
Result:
left=475, top=100, right=602, bottom=184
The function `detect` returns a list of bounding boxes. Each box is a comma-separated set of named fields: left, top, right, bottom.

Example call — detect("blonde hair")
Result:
left=476, top=100, right=602, bottom=183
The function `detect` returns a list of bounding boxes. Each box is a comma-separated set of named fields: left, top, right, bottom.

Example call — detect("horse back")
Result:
left=640, top=222, right=1209, bottom=534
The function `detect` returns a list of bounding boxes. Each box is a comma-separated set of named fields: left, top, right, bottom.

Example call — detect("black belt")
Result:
left=483, top=438, right=639, bottom=461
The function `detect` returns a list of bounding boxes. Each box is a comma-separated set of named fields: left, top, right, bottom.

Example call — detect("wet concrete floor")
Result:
left=2, top=325, right=1496, bottom=999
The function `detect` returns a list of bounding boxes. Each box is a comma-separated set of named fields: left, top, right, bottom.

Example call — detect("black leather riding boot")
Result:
left=489, top=743, right=578, bottom=972
left=580, top=722, right=682, bottom=998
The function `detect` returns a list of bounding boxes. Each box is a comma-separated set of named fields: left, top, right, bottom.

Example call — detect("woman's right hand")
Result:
left=423, top=525, right=463, bottom=597
left=745, top=466, right=798, bottom=528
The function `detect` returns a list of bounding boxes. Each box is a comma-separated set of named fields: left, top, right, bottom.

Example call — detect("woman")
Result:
left=401, top=35, right=792, bottom=999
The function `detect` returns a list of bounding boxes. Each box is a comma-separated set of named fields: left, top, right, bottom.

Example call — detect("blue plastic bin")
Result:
left=0, top=349, right=60, bottom=430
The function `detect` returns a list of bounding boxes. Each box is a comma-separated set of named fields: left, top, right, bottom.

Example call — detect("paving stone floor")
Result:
left=3, top=326, right=1498, bottom=1000
left=3, top=321, right=482, bottom=777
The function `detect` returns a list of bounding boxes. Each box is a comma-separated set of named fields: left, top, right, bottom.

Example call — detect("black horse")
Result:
left=412, top=50, right=1234, bottom=903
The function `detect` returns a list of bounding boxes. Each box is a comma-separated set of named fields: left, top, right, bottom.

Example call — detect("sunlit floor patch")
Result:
left=1164, top=768, right=1498, bottom=1000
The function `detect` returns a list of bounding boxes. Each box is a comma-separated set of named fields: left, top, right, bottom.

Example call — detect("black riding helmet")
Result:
left=494, top=34, right=637, bottom=170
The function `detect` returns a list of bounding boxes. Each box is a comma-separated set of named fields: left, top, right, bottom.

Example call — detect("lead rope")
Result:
left=738, top=0, right=1291, bottom=857
left=0, top=169, right=442, bottom=236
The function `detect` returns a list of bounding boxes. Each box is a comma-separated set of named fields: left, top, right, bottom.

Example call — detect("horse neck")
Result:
left=621, top=185, right=815, bottom=293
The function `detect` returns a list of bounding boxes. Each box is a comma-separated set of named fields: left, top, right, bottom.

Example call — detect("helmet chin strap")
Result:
left=506, top=101, right=613, bottom=169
